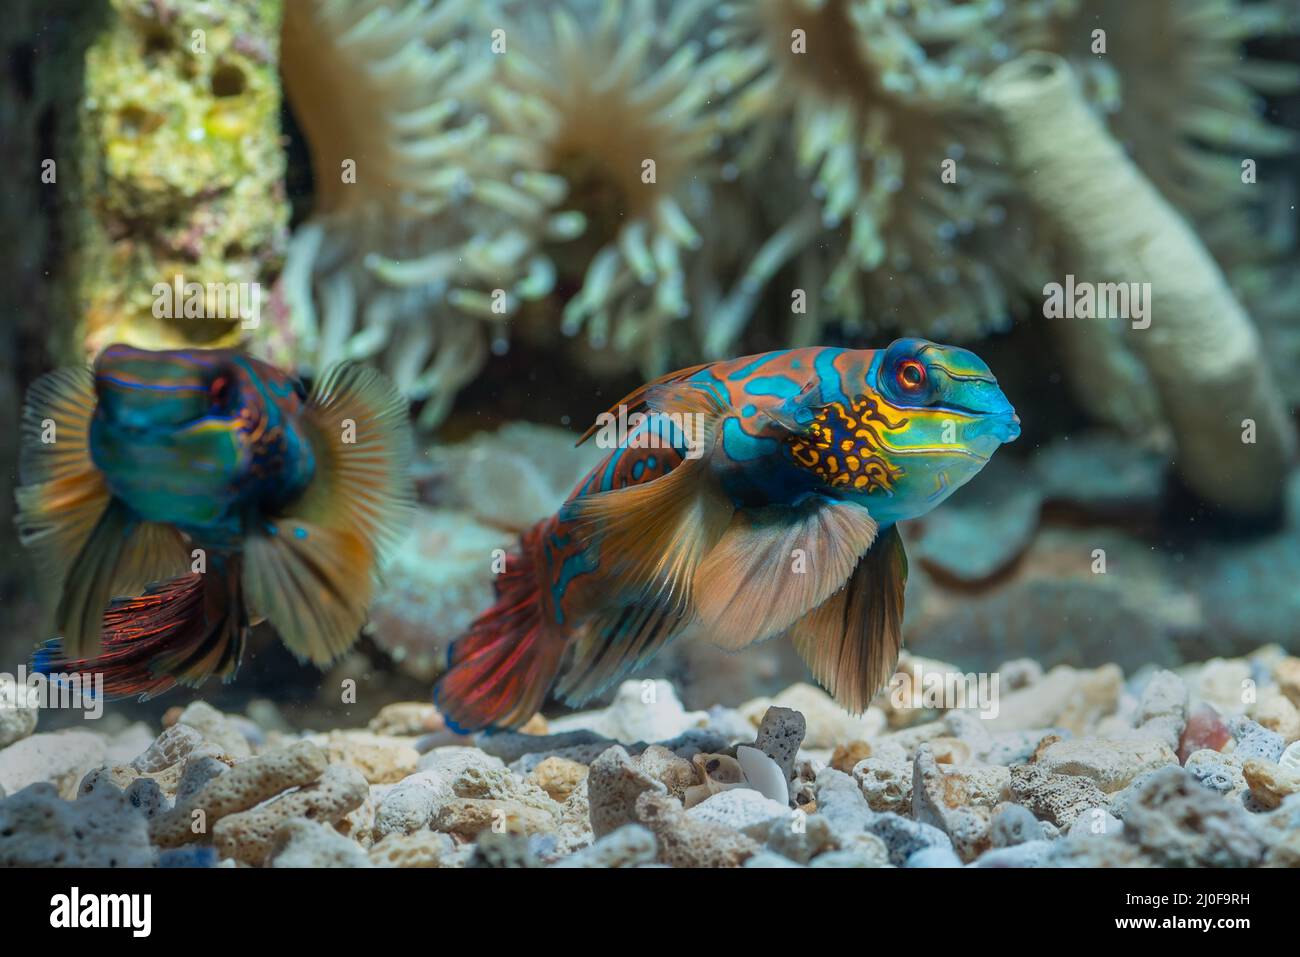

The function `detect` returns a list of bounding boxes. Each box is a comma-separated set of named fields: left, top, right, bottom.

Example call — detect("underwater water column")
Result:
left=982, top=53, right=1296, bottom=517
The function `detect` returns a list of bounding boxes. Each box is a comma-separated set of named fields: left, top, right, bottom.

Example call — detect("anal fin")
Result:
left=786, top=524, right=908, bottom=714
left=553, top=601, right=690, bottom=706
left=34, top=566, right=247, bottom=702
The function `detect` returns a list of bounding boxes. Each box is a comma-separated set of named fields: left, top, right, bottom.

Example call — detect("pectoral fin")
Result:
left=761, top=379, right=826, bottom=433
left=19, top=367, right=192, bottom=656
left=15, top=368, right=110, bottom=604
left=296, top=361, right=415, bottom=563
left=242, top=520, right=374, bottom=666
left=244, top=362, right=415, bottom=667
left=695, top=496, right=879, bottom=651
left=787, top=524, right=908, bottom=714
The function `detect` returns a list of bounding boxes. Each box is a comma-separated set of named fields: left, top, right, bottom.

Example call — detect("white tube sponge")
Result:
left=981, top=53, right=1295, bottom=516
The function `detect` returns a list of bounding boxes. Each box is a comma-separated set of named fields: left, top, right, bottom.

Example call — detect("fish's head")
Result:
left=89, top=345, right=314, bottom=528
left=847, top=338, right=1019, bottom=521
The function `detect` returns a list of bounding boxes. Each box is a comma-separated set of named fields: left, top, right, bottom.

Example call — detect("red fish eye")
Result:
left=209, top=375, right=232, bottom=407
left=897, top=360, right=926, bottom=391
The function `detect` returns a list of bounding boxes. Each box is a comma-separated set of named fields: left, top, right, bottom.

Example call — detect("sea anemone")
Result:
left=476, top=0, right=735, bottom=376
left=273, top=0, right=1297, bottom=418
left=1037, top=0, right=1299, bottom=272
left=702, top=0, right=1054, bottom=350
left=277, top=0, right=564, bottom=426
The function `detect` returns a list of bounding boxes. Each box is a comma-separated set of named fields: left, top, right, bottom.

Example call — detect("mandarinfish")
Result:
left=435, top=337, right=1020, bottom=732
left=15, top=344, right=413, bottom=699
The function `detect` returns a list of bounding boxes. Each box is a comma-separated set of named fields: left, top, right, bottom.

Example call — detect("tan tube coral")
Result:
left=981, top=53, right=1296, bottom=516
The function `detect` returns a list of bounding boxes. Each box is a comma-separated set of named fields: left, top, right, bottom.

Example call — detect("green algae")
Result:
left=74, top=0, right=287, bottom=355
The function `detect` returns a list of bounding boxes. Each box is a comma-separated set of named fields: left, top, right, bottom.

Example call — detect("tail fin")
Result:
left=433, top=523, right=566, bottom=733
left=32, top=567, right=247, bottom=702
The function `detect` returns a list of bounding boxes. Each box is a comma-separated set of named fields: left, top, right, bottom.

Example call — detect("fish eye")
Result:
left=896, top=359, right=927, bottom=392
left=208, top=374, right=234, bottom=409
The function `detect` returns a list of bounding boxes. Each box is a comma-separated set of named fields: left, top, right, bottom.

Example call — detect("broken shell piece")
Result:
left=684, top=753, right=748, bottom=808
left=736, top=745, right=791, bottom=804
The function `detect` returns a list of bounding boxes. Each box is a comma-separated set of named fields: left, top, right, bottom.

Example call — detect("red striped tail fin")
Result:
left=433, top=523, right=566, bottom=733
left=32, top=568, right=247, bottom=702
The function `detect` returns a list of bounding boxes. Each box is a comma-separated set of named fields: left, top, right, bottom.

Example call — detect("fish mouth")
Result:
left=967, top=410, right=1020, bottom=447
left=996, top=411, right=1021, bottom=443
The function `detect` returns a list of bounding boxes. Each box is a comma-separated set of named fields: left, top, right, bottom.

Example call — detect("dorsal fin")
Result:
left=564, top=381, right=733, bottom=620
left=575, top=360, right=714, bottom=446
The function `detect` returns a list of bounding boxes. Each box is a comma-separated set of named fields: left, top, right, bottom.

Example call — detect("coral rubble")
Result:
left=2, top=653, right=1298, bottom=867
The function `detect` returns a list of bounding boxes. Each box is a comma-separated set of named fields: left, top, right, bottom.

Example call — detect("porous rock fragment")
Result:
left=150, top=741, right=327, bottom=848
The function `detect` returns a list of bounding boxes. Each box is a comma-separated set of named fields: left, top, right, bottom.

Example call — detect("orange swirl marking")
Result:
left=785, top=395, right=904, bottom=493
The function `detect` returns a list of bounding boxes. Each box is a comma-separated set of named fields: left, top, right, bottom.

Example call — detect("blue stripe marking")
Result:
left=815, top=349, right=846, bottom=404
left=726, top=352, right=784, bottom=381
left=745, top=375, right=800, bottom=398
left=551, top=549, right=596, bottom=625
left=721, top=417, right=778, bottom=462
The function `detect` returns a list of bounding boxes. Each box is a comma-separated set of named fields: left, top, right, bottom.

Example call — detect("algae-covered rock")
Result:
left=74, top=0, right=288, bottom=356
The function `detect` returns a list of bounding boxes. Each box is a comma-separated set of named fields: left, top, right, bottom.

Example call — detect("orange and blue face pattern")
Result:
left=89, top=345, right=317, bottom=539
left=540, top=338, right=1019, bottom=627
